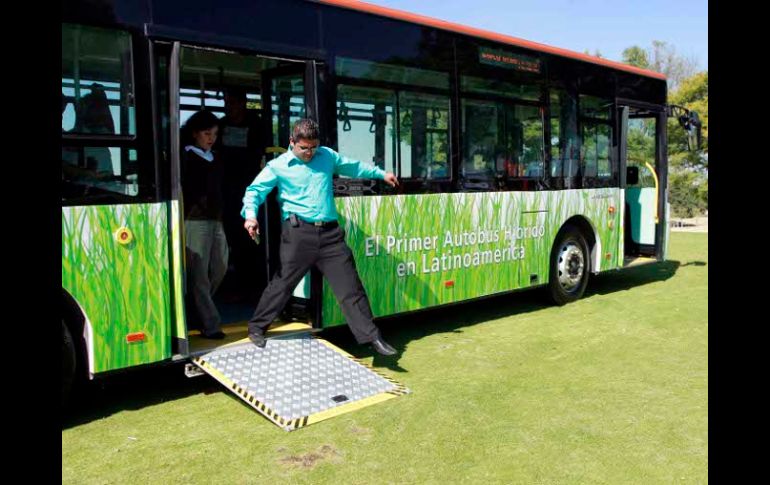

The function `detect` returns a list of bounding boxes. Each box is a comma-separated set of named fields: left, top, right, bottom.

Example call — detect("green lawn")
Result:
left=62, top=232, right=708, bottom=484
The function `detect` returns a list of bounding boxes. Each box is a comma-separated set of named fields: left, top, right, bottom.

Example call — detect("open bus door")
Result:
left=157, top=39, right=326, bottom=354
left=149, top=40, right=190, bottom=356
left=260, top=62, right=323, bottom=324
left=618, top=102, right=668, bottom=264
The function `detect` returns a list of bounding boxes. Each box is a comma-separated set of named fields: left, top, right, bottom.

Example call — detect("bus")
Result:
left=61, top=0, right=701, bottom=405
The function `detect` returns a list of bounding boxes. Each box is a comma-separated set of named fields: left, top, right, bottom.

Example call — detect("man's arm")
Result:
left=330, top=148, right=399, bottom=186
left=241, top=165, right=278, bottom=236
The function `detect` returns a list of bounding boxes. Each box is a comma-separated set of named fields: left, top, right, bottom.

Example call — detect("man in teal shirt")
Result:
left=242, top=118, right=399, bottom=355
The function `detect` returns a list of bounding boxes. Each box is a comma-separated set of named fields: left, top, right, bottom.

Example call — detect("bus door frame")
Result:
left=260, top=60, right=326, bottom=329
left=617, top=98, right=668, bottom=259
left=159, top=39, right=327, bottom=345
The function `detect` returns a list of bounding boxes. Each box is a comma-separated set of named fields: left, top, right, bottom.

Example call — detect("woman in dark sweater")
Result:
left=181, top=110, right=228, bottom=339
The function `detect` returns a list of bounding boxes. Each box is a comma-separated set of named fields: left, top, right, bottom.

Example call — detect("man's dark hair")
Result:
left=292, top=118, right=320, bottom=141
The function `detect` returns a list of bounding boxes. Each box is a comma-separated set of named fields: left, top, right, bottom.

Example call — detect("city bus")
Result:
left=61, top=0, right=701, bottom=405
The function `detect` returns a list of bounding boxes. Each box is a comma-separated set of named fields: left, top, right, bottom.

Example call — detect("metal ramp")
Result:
left=192, top=333, right=409, bottom=431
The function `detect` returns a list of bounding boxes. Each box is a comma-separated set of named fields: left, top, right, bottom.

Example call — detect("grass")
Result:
left=62, top=232, right=707, bottom=484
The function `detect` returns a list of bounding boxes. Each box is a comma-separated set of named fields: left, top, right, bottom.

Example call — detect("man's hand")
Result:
left=244, top=218, right=259, bottom=238
left=383, top=172, right=399, bottom=187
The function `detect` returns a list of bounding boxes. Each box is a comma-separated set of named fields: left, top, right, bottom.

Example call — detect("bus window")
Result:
left=335, top=56, right=449, bottom=90
left=516, top=105, right=545, bottom=179
left=580, top=95, right=612, bottom=120
left=461, top=99, right=543, bottom=191
left=336, top=85, right=397, bottom=175
left=581, top=124, right=611, bottom=178
left=334, top=56, right=451, bottom=183
left=61, top=24, right=135, bottom=137
left=626, top=118, right=657, bottom=188
left=398, top=92, right=450, bottom=180
left=460, top=75, right=541, bottom=102
left=62, top=147, right=139, bottom=201
left=461, top=99, right=498, bottom=189
left=579, top=95, right=615, bottom=185
left=549, top=89, right=580, bottom=181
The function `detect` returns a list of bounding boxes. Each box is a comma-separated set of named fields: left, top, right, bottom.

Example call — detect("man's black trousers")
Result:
left=248, top=220, right=380, bottom=344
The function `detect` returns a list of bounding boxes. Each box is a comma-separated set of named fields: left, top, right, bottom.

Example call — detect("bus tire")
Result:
left=62, top=319, right=76, bottom=407
left=547, top=225, right=589, bottom=305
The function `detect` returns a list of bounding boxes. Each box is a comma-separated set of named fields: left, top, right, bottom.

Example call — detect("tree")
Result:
left=667, top=70, right=708, bottom=216
left=621, top=41, right=698, bottom=91
left=650, top=41, right=699, bottom=91
left=669, top=170, right=707, bottom=218
left=668, top=71, right=708, bottom=169
left=621, top=46, right=650, bottom=69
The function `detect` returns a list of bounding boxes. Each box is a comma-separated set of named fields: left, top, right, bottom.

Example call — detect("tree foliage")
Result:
left=667, top=70, right=708, bottom=216
left=622, top=41, right=698, bottom=91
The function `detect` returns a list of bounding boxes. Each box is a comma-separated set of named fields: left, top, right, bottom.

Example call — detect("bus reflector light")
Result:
left=115, top=227, right=134, bottom=245
left=126, top=332, right=146, bottom=343
left=609, top=206, right=615, bottom=214
left=445, top=280, right=454, bottom=288
left=605, top=253, right=612, bottom=260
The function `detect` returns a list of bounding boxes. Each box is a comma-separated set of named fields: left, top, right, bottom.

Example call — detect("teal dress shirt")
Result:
left=241, top=146, right=386, bottom=222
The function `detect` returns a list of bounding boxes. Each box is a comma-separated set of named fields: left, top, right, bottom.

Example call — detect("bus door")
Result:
left=260, top=62, right=323, bottom=322
left=160, top=41, right=324, bottom=351
left=618, top=103, right=668, bottom=261
left=147, top=40, right=189, bottom=355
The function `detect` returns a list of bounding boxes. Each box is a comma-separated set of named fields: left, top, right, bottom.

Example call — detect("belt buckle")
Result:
left=314, top=221, right=324, bottom=227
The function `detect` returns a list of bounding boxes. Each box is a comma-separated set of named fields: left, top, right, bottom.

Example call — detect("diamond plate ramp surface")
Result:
left=192, top=333, right=409, bottom=431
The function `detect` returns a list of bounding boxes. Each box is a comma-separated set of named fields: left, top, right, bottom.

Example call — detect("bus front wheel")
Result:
left=62, top=320, right=76, bottom=407
left=547, top=225, right=589, bottom=305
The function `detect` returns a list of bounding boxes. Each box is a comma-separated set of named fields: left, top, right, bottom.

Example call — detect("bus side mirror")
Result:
left=626, top=166, right=639, bottom=185
left=678, top=111, right=702, bottom=151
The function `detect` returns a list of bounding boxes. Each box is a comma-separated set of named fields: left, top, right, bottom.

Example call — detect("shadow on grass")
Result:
left=62, top=363, right=223, bottom=430
left=585, top=260, right=682, bottom=297
left=323, top=260, right=684, bottom=373
left=63, top=260, right=685, bottom=428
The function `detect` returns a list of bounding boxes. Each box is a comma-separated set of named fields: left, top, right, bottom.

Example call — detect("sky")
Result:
left=364, top=0, right=708, bottom=70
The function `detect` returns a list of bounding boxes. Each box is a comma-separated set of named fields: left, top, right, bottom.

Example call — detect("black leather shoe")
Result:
left=248, top=331, right=266, bottom=348
left=370, top=338, right=397, bottom=356
left=200, top=330, right=226, bottom=340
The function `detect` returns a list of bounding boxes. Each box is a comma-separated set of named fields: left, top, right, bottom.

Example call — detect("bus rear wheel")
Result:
left=547, top=225, right=589, bottom=305
left=62, top=320, right=76, bottom=407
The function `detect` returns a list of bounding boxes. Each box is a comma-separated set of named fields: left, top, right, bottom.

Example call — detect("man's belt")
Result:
left=289, top=214, right=339, bottom=228
left=304, top=219, right=338, bottom=228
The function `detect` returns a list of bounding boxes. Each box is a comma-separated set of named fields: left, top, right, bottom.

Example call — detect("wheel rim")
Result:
left=557, top=241, right=585, bottom=292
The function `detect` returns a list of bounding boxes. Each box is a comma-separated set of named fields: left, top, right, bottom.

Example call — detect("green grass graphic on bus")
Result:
left=62, top=204, right=172, bottom=373
left=322, top=189, right=622, bottom=326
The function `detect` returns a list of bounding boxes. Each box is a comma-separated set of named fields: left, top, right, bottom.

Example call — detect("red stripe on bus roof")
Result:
left=313, top=0, right=667, bottom=81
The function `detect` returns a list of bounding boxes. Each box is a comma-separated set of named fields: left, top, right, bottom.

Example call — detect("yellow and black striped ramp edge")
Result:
left=192, top=333, right=409, bottom=431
